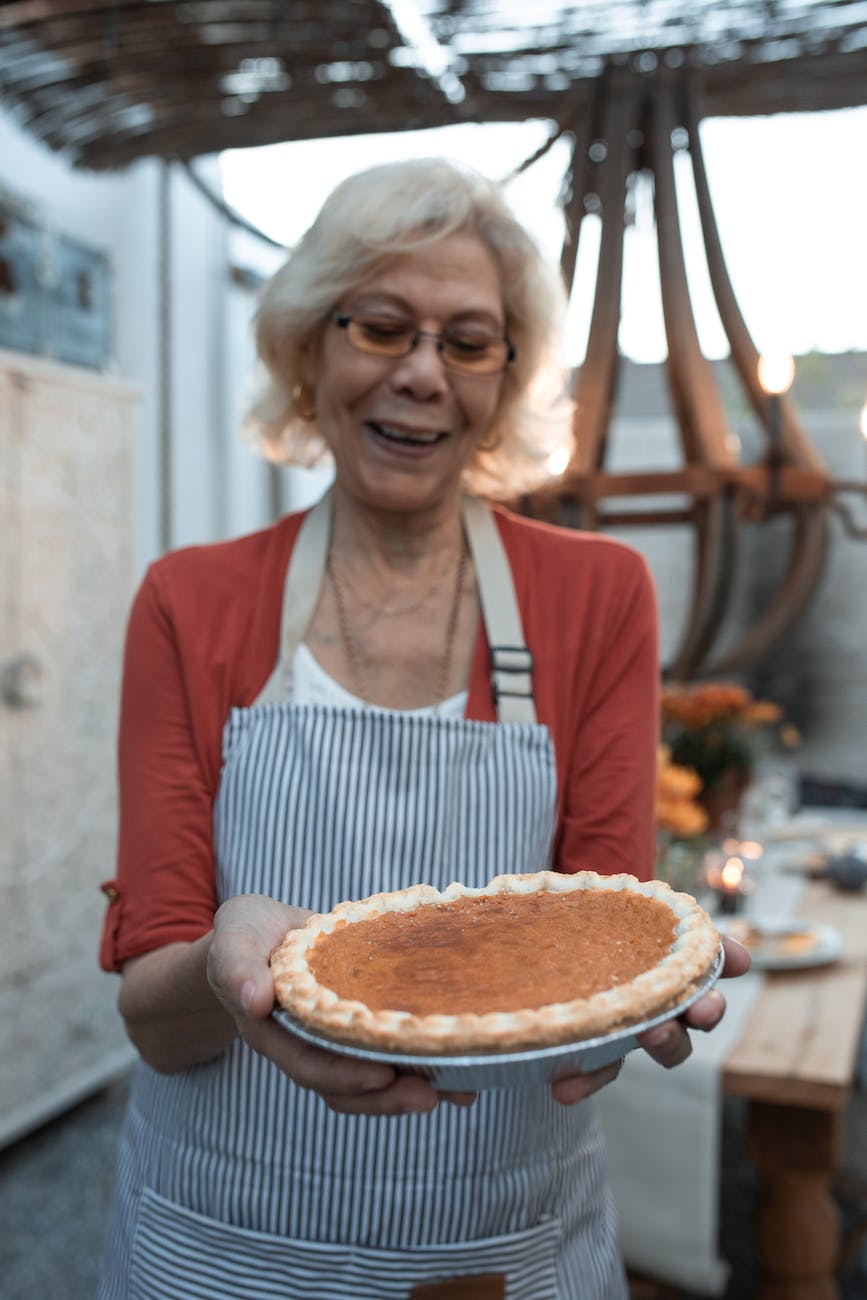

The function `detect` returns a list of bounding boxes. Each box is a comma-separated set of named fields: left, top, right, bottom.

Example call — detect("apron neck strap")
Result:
left=255, top=492, right=332, bottom=706
left=259, top=490, right=537, bottom=724
left=460, top=496, right=536, bottom=724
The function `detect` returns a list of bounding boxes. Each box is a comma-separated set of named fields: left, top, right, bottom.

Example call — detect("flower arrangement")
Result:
left=654, top=746, right=709, bottom=890
left=661, top=682, right=795, bottom=798
left=656, top=745, right=709, bottom=839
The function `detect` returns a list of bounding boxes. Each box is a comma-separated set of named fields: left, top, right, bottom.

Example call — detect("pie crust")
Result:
left=270, top=871, right=721, bottom=1055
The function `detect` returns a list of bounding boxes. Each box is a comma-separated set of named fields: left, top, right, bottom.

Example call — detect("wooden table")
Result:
left=723, top=878, right=867, bottom=1299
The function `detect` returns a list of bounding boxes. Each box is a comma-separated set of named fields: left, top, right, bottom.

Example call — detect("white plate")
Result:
left=763, top=819, right=867, bottom=851
left=272, top=946, right=725, bottom=1091
left=716, top=917, right=844, bottom=971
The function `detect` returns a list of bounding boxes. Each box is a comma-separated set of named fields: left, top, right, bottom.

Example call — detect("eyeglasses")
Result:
left=332, top=312, right=516, bottom=376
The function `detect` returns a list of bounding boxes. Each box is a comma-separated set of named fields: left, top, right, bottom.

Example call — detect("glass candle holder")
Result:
left=705, top=848, right=753, bottom=915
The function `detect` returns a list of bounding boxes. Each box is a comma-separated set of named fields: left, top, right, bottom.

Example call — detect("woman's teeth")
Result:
left=370, top=422, right=444, bottom=446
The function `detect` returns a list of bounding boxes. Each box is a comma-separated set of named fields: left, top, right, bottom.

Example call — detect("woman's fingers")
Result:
left=551, top=1058, right=624, bottom=1106
left=436, top=1090, right=478, bottom=1107
left=240, top=1008, right=463, bottom=1116
left=637, top=1019, right=694, bottom=1069
left=719, top=934, right=751, bottom=978
left=681, top=987, right=726, bottom=1032
left=208, top=894, right=310, bottom=1017
left=241, top=1016, right=391, bottom=1090
left=320, top=1075, right=443, bottom=1117
left=638, top=933, right=752, bottom=1068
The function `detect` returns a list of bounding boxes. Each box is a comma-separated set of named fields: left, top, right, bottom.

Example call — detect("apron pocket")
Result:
left=130, top=1187, right=562, bottom=1300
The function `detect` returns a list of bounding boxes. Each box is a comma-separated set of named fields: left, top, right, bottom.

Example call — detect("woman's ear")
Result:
left=297, top=337, right=319, bottom=389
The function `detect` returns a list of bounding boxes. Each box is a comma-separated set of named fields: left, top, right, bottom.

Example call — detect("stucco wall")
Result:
left=0, top=106, right=283, bottom=1141
left=0, top=108, right=279, bottom=567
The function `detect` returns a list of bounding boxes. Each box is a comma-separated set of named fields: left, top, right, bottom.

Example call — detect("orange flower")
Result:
left=661, top=683, right=753, bottom=727
left=742, top=701, right=783, bottom=726
left=661, top=679, right=793, bottom=797
left=655, top=746, right=708, bottom=838
left=657, top=760, right=703, bottom=801
left=657, top=798, right=709, bottom=838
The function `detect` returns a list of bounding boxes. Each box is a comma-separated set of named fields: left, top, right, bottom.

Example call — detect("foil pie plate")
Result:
left=272, top=945, right=725, bottom=1090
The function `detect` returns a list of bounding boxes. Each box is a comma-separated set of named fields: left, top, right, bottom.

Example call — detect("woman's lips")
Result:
left=367, top=421, right=448, bottom=451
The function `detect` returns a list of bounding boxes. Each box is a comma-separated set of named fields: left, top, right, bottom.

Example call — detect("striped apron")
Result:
left=99, top=495, right=626, bottom=1300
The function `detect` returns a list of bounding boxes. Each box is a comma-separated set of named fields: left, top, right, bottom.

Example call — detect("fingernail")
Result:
left=556, top=1083, right=584, bottom=1106
left=641, top=1025, right=671, bottom=1048
left=361, top=1075, right=389, bottom=1092
left=240, top=979, right=256, bottom=1013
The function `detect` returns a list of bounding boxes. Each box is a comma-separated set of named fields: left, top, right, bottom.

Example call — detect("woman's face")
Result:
left=299, top=232, right=507, bottom=516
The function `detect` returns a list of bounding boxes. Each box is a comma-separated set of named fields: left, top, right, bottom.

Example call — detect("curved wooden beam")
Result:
left=652, top=81, right=735, bottom=470
left=559, top=105, right=595, bottom=295
left=519, top=74, right=837, bottom=682
left=700, top=505, right=830, bottom=676
left=685, top=84, right=824, bottom=472
left=569, top=88, right=638, bottom=473
left=666, top=493, right=739, bottom=680
left=559, top=157, right=587, bottom=296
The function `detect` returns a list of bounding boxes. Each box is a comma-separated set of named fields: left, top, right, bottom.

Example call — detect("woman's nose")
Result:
left=387, top=334, right=450, bottom=398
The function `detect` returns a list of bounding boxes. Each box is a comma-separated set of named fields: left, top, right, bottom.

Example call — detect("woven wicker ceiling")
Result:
left=1, top=1, right=866, bottom=169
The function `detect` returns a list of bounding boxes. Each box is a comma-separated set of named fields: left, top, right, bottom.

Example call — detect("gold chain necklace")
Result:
left=329, top=566, right=449, bottom=618
left=327, top=540, right=468, bottom=707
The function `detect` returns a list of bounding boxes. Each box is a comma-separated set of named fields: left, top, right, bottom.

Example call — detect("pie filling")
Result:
left=309, top=890, right=678, bottom=1016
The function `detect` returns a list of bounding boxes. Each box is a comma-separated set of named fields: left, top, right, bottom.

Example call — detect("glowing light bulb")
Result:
left=757, top=353, right=795, bottom=395
left=545, top=445, right=571, bottom=477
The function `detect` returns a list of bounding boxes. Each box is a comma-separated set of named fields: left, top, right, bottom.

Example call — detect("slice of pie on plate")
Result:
left=270, top=870, right=721, bottom=1056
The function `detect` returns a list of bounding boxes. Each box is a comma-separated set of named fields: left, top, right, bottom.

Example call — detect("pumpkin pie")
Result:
left=270, top=870, right=721, bottom=1054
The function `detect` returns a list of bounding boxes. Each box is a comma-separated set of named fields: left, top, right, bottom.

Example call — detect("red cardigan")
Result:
left=100, top=504, right=659, bottom=971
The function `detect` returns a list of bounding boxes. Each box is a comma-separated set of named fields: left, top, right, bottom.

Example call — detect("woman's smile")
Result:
left=365, top=420, right=449, bottom=452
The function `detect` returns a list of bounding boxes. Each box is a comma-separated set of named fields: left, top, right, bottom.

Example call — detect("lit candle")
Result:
left=720, top=856, right=745, bottom=913
left=706, top=853, right=750, bottom=915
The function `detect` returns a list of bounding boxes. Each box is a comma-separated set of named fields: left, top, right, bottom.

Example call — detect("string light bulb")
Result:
left=757, top=352, right=795, bottom=395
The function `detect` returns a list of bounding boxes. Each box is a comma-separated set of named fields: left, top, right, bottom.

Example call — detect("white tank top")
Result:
left=291, top=642, right=468, bottom=719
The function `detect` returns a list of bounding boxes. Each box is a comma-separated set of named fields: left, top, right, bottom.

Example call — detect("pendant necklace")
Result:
left=327, top=540, right=468, bottom=707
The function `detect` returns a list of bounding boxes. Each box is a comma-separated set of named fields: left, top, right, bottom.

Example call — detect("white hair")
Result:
left=245, top=156, right=573, bottom=497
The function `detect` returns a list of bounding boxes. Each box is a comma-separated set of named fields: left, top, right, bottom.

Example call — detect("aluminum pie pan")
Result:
left=272, top=944, right=725, bottom=1090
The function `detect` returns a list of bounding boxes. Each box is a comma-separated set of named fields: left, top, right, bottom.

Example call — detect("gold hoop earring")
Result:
left=476, top=421, right=504, bottom=453
left=293, top=382, right=316, bottom=422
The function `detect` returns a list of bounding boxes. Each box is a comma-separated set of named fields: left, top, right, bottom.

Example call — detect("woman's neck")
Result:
left=328, top=483, right=467, bottom=577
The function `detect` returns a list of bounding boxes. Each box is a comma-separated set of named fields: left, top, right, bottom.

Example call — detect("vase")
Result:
left=700, top=766, right=751, bottom=833
left=655, top=834, right=705, bottom=894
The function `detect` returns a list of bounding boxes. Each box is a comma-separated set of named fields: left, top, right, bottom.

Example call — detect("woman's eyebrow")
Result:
left=348, top=293, right=505, bottom=329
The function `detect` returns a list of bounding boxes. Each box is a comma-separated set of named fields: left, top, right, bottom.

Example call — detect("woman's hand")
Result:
left=550, top=934, right=751, bottom=1101
left=550, top=1058, right=627, bottom=1106
left=207, top=894, right=475, bottom=1117
left=636, top=934, right=751, bottom=1068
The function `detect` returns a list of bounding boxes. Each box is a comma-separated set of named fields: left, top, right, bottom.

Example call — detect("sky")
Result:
left=220, top=105, right=867, bottom=367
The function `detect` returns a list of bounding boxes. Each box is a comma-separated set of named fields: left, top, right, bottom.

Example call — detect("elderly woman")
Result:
left=98, top=157, right=746, bottom=1299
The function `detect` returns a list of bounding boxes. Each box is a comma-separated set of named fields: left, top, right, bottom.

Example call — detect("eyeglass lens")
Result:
left=336, top=314, right=512, bottom=374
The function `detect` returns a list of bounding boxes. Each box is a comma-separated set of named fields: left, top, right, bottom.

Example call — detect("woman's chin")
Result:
left=360, top=478, right=449, bottom=511
left=335, top=459, right=467, bottom=516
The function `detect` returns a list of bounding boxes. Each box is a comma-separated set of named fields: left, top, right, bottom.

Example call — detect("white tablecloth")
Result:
left=595, top=864, right=806, bottom=1294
